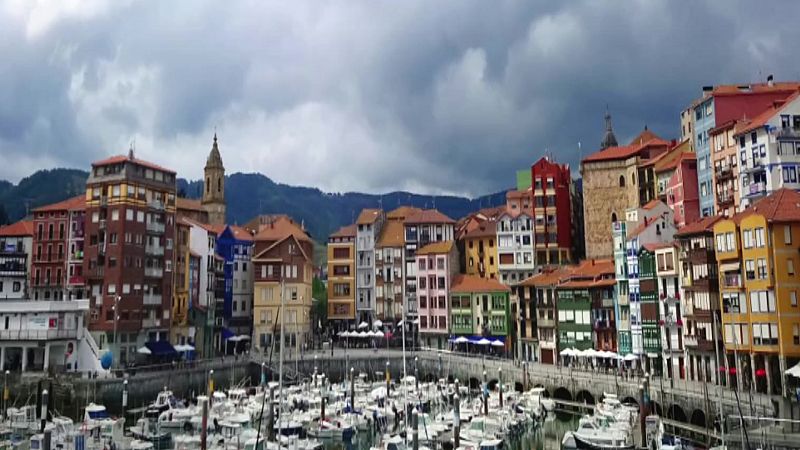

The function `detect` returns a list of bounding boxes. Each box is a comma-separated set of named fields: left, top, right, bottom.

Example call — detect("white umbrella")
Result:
left=365, top=330, right=376, bottom=337
left=358, top=321, right=369, bottom=329
left=490, top=339, right=505, bottom=347
left=137, top=346, right=152, bottom=355
left=559, top=348, right=573, bottom=356
left=337, top=331, right=345, bottom=336
left=397, top=320, right=404, bottom=327
left=228, top=335, right=243, bottom=342
left=412, top=319, right=420, bottom=325
left=341, top=331, right=352, bottom=337
left=373, top=320, right=383, bottom=328
left=454, top=336, right=469, bottom=344
left=476, top=338, right=491, bottom=346
left=583, top=348, right=598, bottom=358
left=623, top=353, right=638, bottom=361
left=786, top=363, right=800, bottom=378
left=374, top=330, right=385, bottom=338
left=174, top=344, right=188, bottom=352
left=358, top=331, right=369, bottom=338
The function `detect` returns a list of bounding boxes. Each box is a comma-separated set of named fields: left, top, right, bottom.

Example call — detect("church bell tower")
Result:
left=202, top=133, right=226, bottom=225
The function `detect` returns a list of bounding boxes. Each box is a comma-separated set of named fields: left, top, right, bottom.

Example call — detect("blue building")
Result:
left=693, top=96, right=716, bottom=217
left=215, top=225, right=255, bottom=352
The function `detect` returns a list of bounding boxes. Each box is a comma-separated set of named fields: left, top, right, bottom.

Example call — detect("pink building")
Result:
left=666, top=152, right=700, bottom=228
left=415, top=240, right=458, bottom=349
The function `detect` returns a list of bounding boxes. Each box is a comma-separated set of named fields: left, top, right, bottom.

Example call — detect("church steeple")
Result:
left=202, top=133, right=226, bottom=225
left=600, top=109, right=619, bottom=149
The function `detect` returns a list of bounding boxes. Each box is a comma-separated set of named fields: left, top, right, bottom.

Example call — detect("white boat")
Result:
left=570, top=415, right=634, bottom=450
left=306, top=419, right=355, bottom=440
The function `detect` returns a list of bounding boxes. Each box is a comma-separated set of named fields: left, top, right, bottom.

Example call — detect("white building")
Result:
left=655, top=244, right=685, bottom=382
left=737, top=91, right=800, bottom=209
left=0, top=221, right=32, bottom=300
left=496, top=212, right=535, bottom=285
left=403, top=210, right=455, bottom=323
left=356, top=209, right=384, bottom=324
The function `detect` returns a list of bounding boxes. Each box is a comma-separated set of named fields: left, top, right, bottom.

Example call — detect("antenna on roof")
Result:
left=128, top=139, right=135, bottom=159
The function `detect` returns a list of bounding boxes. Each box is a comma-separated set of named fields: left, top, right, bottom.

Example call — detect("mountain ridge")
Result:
left=0, top=169, right=508, bottom=240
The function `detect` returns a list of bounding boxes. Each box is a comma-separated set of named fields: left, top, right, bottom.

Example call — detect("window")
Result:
left=792, top=291, right=798, bottom=307
left=745, top=260, right=755, bottom=280
left=743, top=229, right=753, bottom=249
left=757, top=258, right=767, bottom=279
left=786, top=225, right=793, bottom=245
left=794, top=325, right=800, bottom=346
left=755, top=228, right=765, bottom=247
left=619, top=175, right=625, bottom=187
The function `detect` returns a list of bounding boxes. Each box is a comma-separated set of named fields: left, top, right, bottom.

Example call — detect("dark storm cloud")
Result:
left=1, top=0, right=799, bottom=195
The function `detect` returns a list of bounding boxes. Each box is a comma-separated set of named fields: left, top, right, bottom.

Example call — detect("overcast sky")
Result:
left=2, top=1, right=799, bottom=197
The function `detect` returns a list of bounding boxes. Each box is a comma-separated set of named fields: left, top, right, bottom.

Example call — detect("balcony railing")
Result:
left=148, top=200, right=165, bottom=211
left=777, top=127, right=800, bottom=139
left=143, top=294, right=163, bottom=305
left=145, top=245, right=165, bottom=256
left=714, top=165, right=734, bottom=180
left=748, top=182, right=767, bottom=196
left=0, top=329, right=77, bottom=340
left=144, top=267, right=163, bottom=278
left=142, top=317, right=162, bottom=328
left=146, top=222, right=165, bottom=233
left=722, top=273, right=742, bottom=288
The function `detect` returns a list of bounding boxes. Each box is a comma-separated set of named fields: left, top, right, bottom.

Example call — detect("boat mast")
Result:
left=711, top=311, right=725, bottom=449
left=278, top=278, right=286, bottom=440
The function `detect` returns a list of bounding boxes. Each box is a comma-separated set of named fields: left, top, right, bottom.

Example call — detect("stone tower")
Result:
left=600, top=110, right=619, bottom=149
left=202, top=133, right=226, bottom=225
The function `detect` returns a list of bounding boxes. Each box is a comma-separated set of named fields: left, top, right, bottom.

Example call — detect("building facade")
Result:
left=556, top=259, right=615, bottom=352
left=375, top=215, right=405, bottom=325
left=450, top=275, right=511, bottom=345
left=496, top=209, right=534, bottom=285
left=530, top=157, right=575, bottom=265
left=0, top=221, right=33, bottom=300
left=327, top=225, right=356, bottom=331
left=201, top=134, right=226, bottom=226
left=31, top=196, right=86, bottom=301
left=216, top=225, right=254, bottom=346
left=84, top=153, right=177, bottom=358
left=415, top=241, right=458, bottom=349
left=356, top=209, right=384, bottom=324
left=655, top=244, right=685, bottom=382
left=709, top=120, right=741, bottom=216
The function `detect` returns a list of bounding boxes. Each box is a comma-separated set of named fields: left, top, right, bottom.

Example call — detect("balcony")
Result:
left=144, top=267, right=163, bottom=278
left=593, top=319, right=614, bottom=330
left=718, top=194, right=734, bottom=208
left=777, top=127, right=800, bottom=140
left=68, top=275, right=85, bottom=285
left=143, top=294, right=163, bottom=305
left=683, top=334, right=715, bottom=351
left=145, top=244, right=165, bottom=256
left=148, top=200, right=165, bottom=211
left=0, top=329, right=78, bottom=341
left=747, top=182, right=767, bottom=197
left=146, top=222, right=165, bottom=233
left=537, top=318, right=555, bottom=328
left=141, top=317, right=162, bottom=328
left=722, top=273, right=742, bottom=288
left=714, top=165, right=734, bottom=180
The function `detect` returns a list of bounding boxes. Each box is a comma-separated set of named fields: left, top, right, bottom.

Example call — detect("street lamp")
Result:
left=112, top=295, right=121, bottom=367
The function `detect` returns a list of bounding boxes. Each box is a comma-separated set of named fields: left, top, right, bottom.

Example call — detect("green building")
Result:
left=556, top=259, right=616, bottom=351
left=450, top=274, right=511, bottom=338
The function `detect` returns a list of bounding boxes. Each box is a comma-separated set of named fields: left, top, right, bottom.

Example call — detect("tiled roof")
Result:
left=227, top=225, right=254, bottom=242
left=377, top=220, right=404, bottom=247
left=462, top=220, right=497, bottom=239
left=415, top=240, right=454, bottom=255
left=0, top=220, right=33, bottom=237
left=734, top=90, right=800, bottom=136
left=582, top=136, right=671, bottom=164
left=450, top=274, right=510, bottom=293
left=675, top=215, right=724, bottom=236
left=356, top=208, right=382, bottom=225
left=32, top=195, right=85, bottom=212
left=642, top=242, right=673, bottom=252
left=568, top=258, right=615, bottom=278
left=92, top=154, right=176, bottom=174
left=559, top=278, right=617, bottom=288
left=252, top=215, right=311, bottom=242
left=642, top=200, right=662, bottom=211
left=629, top=128, right=661, bottom=147
left=330, top=224, right=357, bottom=239
left=176, top=197, right=205, bottom=212
left=626, top=214, right=668, bottom=239
left=506, top=189, right=530, bottom=199
left=518, top=266, right=574, bottom=287
left=386, top=206, right=423, bottom=220
left=653, top=140, right=693, bottom=173
left=735, top=188, right=800, bottom=223
left=405, top=209, right=455, bottom=225
left=708, top=119, right=737, bottom=136
left=710, top=82, right=800, bottom=96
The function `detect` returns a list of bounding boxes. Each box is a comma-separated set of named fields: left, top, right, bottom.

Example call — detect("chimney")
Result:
left=767, top=74, right=774, bottom=86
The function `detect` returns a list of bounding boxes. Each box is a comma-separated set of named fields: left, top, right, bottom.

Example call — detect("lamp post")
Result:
left=122, top=379, right=128, bottom=428
left=113, top=295, right=121, bottom=367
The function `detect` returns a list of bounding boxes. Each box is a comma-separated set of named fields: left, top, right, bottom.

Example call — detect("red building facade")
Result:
left=31, top=195, right=86, bottom=300
left=530, top=157, right=574, bottom=265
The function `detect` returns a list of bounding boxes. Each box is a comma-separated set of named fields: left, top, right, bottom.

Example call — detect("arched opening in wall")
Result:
left=206, top=178, right=210, bottom=193
left=488, top=379, right=499, bottom=391
left=690, top=409, right=706, bottom=428
left=619, top=175, right=626, bottom=187
left=425, top=373, right=436, bottom=383
left=468, top=377, right=481, bottom=390
left=447, top=375, right=454, bottom=384
left=611, top=212, right=618, bottom=223
left=514, top=381, right=524, bottom=392
left=576, top=390, right=595, bottom=406
left=217, top=177, right=222, bottom=193
left=667, top=404, right=688, bottom=423
left=631, top=173, right=636, bottom=185
left=650, top=401, right=663, bottom=417
left=621, top=396, right=639, bottom=407
left=553, top=387, right=572, bottom=402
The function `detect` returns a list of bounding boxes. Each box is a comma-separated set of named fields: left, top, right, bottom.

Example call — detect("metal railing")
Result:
left=144, top=267, right=163, bottom=278
left=0, top=329, right=77, bottom=340
left=146, top=222, right=165, bottom=233
left=143, top=294, right=163, bottom=305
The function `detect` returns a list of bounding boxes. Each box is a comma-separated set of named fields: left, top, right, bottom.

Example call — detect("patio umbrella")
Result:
left=583, top=349, right=597, bottom=358
left=454, top=336, right=469, bottom=344
left=341, top=331, right=352, bottom=337
left=490, top=339, right=505, bottom=347
left=476, top=338, right=492, bottom=346
left=374, top=330, right=385, bottom=338
left=786, top=363, right=800, bottom=378
left=397, top=320, right=404, bottom=327
left=623, top=353, right=638, bottom=361
left=373, top=320, right=383, bottom=328
left=358, top=331, right=369, bottom=338
left=559, top=348, right=573, bottom=356
left=365, top=330, right=376, bottom=337
left=137, top=346, right=152, bottom=355
left=337, top=331, right=345, bottom=336
left=358, top=321, right=369, bottom=329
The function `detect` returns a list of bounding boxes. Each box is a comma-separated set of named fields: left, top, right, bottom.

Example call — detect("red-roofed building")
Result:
left=31, top=195, right=86, bottom=301
left=0, top=220, right=34, bottom=299
left=665, top=151, right=700, bottom=228
left=84, top=150, right=177, bottom=357
left=416, top=241, right=458, bottom=349
left=327, top=224, right=357, bottom=329
left=581, top=113, right=674, bottom=259
left=709, top=119, right=741, bottom=216
left=556, top=259, right=616, bottom=352
left=530, top=156, right=580, bottom=265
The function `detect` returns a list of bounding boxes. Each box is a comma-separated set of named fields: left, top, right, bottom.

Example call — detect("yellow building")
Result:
left=327, top=224, right=356, bottom=331
left=462, top=220, right=498, bottom=279
left=171, top=219, right=191, bottom=344
left=251, top=216, right=315, bottom=353
left=714, top=188, right=800, bottom=396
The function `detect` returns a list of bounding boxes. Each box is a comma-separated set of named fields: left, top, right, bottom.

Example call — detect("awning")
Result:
left=144, top=341, right=177, bottom=357
left=719, top=262, right=741, bottom=273
left=222, top=328, right=236, bottom=340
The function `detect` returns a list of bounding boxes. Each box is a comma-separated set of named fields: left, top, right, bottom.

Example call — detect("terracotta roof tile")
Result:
left=227, top=225, right=254, bottom=242
left=642, top=199, right=663, bottom=211
left=628, top=128, right=661, bottom=146
left=567, top=258, right=615, bottom=278
left=653, top=140, right=693, bottom=173
left=734, top=188, right=800, bottom=223
left=559, top=278, right=617, bottom=288
left=675, top=215, right=724, bottom=236
left=330, top=224, right=357, bottom=239
left=582, top=136, right=672, bottom=164
left=386, top=206, right=423, bottom=220
left=176, top=197, right=205, bottom=212
left=710, top=82, right=800, bottom=96
left=377, top=220, right=404, bottom=247
left=404, top=209, right=455, bottom=225
left=451, top=274, right=510, bottom=293
left=734, top=90, right=800, bottom=136
left=252, top=215, right=311, bottom=243
left=32, top=195, right=86, bottom=213
left=642, top=242, right=673, bottom=252
left=518, top=266, right=574, bottom=287
left=356, top=208, right=382, bottom=225
left=462, top=220, right=497, bottom=239
left=415, top=240, right=454, bottom=255
left=0, top=220, right=33, bottom=237
left=92, top=154, right=176, bottom=174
